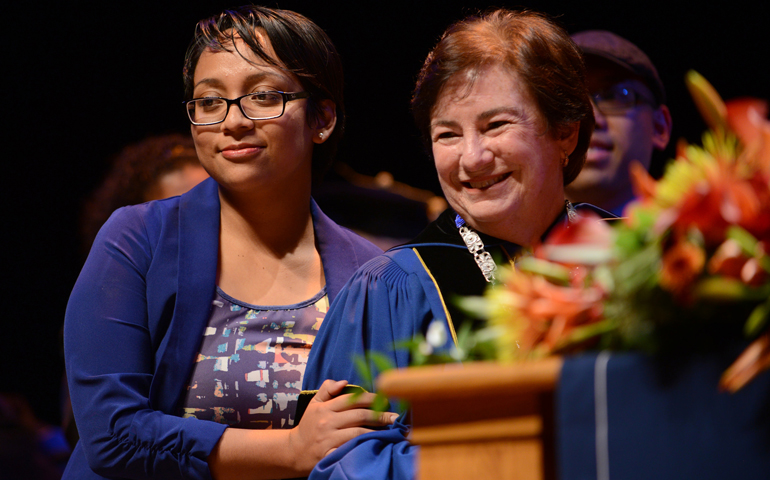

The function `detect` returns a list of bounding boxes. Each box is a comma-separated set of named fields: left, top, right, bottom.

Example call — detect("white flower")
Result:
left=426, top=319, right=448, bottom=348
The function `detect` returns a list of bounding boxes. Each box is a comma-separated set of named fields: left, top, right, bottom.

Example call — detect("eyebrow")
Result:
left=478, top=106, right=525, bottom=121
left=193, top=71, right=287, bottom=93
left=431, top=106, right=526, bottom=129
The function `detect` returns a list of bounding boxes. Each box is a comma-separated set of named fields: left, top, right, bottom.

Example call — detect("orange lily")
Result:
left=720, top=333, right=770, bottom=393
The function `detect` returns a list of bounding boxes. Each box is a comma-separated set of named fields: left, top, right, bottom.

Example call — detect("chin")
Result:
left=460, top=202, right=521, bottom=229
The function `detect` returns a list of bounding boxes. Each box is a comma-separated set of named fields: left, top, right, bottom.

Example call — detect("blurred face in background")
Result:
left=566, top=58, right=671, bottom=213
left=143, top=164, right=209, bottom=201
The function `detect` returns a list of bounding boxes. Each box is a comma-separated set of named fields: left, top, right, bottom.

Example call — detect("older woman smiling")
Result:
left=303, top=8, right=610, bottom=480
left=429, top=62, right=580, bottom=246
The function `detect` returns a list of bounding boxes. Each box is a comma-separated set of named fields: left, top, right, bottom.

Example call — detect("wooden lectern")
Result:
left=377, top=358, right=562, bottom=480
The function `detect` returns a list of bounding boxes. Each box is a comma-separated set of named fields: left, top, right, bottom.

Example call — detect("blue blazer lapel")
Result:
left=153, top=178, right=220, bottom=414
left=311, top=199, right=360, bottom=303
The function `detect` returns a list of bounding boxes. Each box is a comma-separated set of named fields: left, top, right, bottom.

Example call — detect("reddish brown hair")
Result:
left=411, top=9, right=594, bottom=185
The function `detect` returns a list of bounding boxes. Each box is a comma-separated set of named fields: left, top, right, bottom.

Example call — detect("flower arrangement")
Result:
left=448, top=71, right=770, bottom=393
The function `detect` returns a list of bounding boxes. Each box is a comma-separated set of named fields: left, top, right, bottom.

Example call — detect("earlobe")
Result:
left=558, top=121, right=581, bottom=156
left=313, top=99, right=337, bottom=144
left=652, top=105, right=673, bottom=151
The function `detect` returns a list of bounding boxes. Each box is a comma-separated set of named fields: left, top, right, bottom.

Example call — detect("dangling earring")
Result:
left=562, top=150, right=569, bottom=167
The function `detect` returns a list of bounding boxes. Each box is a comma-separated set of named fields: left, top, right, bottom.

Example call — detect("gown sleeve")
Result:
left=64, top=205, right=226, bottom=480
left=303, top=250, right=454, bottom=480
left=303, top=252, right=442, bottom=391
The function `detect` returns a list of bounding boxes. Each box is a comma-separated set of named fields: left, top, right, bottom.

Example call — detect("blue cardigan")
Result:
left=63, top=177, right=382, bottom=480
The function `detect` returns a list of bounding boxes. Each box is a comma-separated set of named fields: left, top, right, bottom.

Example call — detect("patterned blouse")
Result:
left=180, top=287, right=328, bottom=429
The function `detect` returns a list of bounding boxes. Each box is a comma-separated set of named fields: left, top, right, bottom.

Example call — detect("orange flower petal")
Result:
left=660, top=238, right=706, bottom=297
left=629, top=160, right=657, bottom=202
left=719, top=333, right=770, bottom=393
left=708, top=239, right=747, bottom=278
left=726, top=97, right=769, bottom=147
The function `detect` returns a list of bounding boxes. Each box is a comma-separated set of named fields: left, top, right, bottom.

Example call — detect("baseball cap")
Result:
left=572, top=30, right=666, bottom=104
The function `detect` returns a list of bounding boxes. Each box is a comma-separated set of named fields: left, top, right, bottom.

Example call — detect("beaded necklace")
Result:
left=456, top=200, right=578, bottom=283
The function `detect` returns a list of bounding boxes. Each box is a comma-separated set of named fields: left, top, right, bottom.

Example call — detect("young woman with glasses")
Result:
left=63, top=6, right=394, bottom=479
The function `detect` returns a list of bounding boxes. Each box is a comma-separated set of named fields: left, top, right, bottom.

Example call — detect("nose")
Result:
left=221, top=102, right=253, bottom=132
left=591, top=99, right=608, bottom=130
left=460, top=133, right=495, bottom=173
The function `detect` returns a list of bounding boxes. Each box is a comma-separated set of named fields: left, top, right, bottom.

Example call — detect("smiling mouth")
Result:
left=463, top=173, right=511, bottom=189
left=588, top=138, right=613, bottom=151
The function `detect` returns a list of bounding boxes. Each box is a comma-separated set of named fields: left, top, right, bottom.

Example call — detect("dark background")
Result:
left=6, top=0, right=768, bottom=425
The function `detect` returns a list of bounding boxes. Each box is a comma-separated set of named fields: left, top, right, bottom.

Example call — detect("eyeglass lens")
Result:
left=592, top=83, right=654, bottom=115
left=187, top=92, right=286, bottom=124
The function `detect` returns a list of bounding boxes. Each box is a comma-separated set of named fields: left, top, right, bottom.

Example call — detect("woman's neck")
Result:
left=469, top=198, right=566, bottom=247
left=218, top=184, right=314, bottom=254
left=216, top=182, right=324, bottom=306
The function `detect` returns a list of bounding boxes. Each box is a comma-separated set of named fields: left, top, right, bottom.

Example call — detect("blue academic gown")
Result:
left=302, top=208, right=532, bottom=480
left=63, top=177, right=382, bottom=480
left=302, top=246, right=448, bottom=480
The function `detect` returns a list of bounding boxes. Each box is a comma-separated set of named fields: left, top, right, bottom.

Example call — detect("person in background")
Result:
left=1, top=393, right=71, bottom=480
left=303, top=8, right=607, bottom=479
left=63, top=6, right=392, bottom=480
left=565, top=30, right=672, bottom=216
left=79, top=133, right=209, bottom=256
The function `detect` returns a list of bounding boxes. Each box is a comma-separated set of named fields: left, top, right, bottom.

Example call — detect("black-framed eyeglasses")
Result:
left=591, top=83, right=656, bottom=115
left=185, top=91, right=310, bottom=125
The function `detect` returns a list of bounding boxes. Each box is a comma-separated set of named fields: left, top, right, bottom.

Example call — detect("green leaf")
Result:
left=695, top=277, right=770, bottom=301
left=368, top=352, right=396, bottom=376
left=744, top=298, right=770, bottom=337
left=516, top=257, right=571, bottom=284
left=726, top=226, right=759, bottom=255
left=372, top=394, right=391, bottom=413
left=725, top=226, right=770, bottom=273
left=685, top=70, right=727, bottom=131
left=353, top=355, right=373, bottom=386
left=559, top=319, right=617, bottom=347
left=612, top=241, right=661, bottom=295
left=540, top=245, right=614, bottom=266
left=593, top=264, right=615, bottom=293
left=455, top=296, right=496, bottom=319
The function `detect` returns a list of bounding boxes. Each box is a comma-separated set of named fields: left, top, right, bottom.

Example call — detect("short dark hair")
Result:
left=411, top=9, right=594, bottom=185
left=183, top=5, right=344, bottom=182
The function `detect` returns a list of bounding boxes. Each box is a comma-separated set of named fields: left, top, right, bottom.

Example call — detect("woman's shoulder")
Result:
left=100, top=179, right=218, bottom=242
left=101, top=197, right=181, bottom=236
left=336, top=226, right=383, bottom=260
left=340, top=248, right=432, bottom=292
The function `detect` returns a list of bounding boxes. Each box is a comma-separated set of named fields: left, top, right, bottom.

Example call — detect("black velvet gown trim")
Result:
left=401, top=208, right=520, bottom=331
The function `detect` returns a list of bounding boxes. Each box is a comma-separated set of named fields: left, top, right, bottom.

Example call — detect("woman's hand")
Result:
left=208, top=379, right=397, bottom=479
left=289, top=379, right=398, bottom=473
